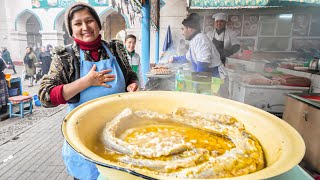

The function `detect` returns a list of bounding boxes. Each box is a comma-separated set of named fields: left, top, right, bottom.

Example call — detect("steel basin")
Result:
left=62, top=91, right=305, bottom=180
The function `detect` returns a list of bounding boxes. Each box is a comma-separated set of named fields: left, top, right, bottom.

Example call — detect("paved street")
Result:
left=0, top=65, right=72, bottom=179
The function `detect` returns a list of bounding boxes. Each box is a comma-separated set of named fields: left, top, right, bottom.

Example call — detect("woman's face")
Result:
left=26, top=48, right=31, bottom=54
left=71, top=9, right=100, bottom=42
left=125, top=38, right=136, bottom=53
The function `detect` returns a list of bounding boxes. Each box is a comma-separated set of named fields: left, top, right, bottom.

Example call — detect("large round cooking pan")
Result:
left=62, top=91, right=305, bottom=180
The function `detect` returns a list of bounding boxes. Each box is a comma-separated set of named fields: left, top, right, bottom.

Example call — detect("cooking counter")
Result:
left=287, top=93, right=320, bottom=109
left=283, top=93, right=320, bottom=174
left=230, top=81, right=309, bottom=114
left=277, top=67, right=320, bottom=93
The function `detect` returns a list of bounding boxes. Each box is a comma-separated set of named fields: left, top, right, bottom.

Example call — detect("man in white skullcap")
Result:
left=206, top=13, right=240, bottom=65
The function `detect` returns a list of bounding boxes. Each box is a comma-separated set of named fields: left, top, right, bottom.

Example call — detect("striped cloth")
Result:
left=0, top=79, right=9, bottom=106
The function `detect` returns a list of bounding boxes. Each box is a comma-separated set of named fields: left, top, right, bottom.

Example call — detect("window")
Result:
left=258, top=14, right=292, bottom=51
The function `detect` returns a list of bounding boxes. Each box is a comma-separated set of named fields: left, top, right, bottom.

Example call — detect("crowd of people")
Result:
left=0, top=45, right=54, bottom=86
left=0, top=45, right=53, bottom=114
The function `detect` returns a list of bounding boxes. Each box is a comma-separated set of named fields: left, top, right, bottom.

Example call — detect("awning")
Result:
left=188, top=0, right=320, bottom=9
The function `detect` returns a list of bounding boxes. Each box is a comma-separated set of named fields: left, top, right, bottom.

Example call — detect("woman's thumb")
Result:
left=90, top=64, right=97, bottom=72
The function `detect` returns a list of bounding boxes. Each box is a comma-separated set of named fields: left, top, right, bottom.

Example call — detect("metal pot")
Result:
left=62, top=91, right=305, bottom=180
left=308, top=57, right=320, bottom=71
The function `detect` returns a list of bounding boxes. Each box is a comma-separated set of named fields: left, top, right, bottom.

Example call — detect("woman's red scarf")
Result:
left=74, top=34, right=102, bottom=61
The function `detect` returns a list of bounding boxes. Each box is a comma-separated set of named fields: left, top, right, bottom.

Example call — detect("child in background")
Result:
left=125, top=34, right=143, bottom=86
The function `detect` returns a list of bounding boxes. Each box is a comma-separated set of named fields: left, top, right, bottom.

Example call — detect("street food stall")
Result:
left=57, top=0, right=320, bottom=179
left=226, top=57, right=312, bottom=115
left=135, top=0, right=320, bottom=178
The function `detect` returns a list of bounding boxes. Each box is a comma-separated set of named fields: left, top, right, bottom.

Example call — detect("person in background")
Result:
left=24, top=47, right=38, bottom=87
left=38, top=3, right=139, bottom=180
left=169, top=13, right=225, bottom=78
left=124, top=34, right=141, bottom=80
left=0, top=54, right=9, bottom=114
left=33, top=46, right=41, bottom=58
left=206, top=13, right=240, bottom=65
left=46, top=44, right=53, bottom=54
left=38, top=45, right=52, bottom=75
left=1, top=47, right=17, bottom=74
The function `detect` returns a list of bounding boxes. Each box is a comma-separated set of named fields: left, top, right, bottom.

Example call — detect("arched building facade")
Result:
left=0, top=0, right=187, bottom=62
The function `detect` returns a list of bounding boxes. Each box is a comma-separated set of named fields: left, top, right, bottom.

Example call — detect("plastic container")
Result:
left=211, top=77, right=223, bottom=93
left=33, top=95, right=42, bottom=106
left=184, top=76, right=223, bottom=95
left=5, top=74, right=11, bottom=79
left=22, top=92, right=29, bottom=96
left=175, top=68, right=185, bottom=92
left=8, top=88, right=19, bottom=96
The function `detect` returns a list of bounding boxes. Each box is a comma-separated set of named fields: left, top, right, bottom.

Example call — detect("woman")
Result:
left=24, top=47, right=38, bottom=87
left=0, top=54, right=9, bottom=114
left=38, top=3, right=139, bottom=180
left=38, top=45, right=52, bottom=75
left=1, top=47, right=17, bottom=74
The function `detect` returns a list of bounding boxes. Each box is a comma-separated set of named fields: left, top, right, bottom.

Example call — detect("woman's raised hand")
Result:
left=85, top=64, right=115, bottom=88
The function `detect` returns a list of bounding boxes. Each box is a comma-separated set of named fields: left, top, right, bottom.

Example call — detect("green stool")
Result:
left=8, top=95, right=33, bottom=118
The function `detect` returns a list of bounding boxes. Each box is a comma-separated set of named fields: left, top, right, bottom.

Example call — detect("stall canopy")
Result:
left=188, top=0, right=320, bottom=9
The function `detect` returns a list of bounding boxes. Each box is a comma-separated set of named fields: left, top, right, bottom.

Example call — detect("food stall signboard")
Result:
left=32, top=0, right=109, bottom=8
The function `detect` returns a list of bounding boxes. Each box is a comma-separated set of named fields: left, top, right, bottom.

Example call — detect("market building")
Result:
left=0, top=0, right=188, bottom=61
left=0, top=0, right=320, bottom=179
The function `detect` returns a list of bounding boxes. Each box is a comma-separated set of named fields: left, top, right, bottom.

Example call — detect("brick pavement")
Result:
left=0, top=106, right=74, bottom=180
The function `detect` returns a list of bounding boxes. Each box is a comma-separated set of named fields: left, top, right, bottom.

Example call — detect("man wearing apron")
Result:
left=169, top=13, right=225, bottom=79
left=206, top=13, right=240, bottom=65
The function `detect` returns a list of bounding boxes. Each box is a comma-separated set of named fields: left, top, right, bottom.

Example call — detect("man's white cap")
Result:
left=212, top=13, right=228, bottom=21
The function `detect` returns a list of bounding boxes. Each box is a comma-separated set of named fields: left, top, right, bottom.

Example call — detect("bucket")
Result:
left=5, top=74, right=11, bottom=79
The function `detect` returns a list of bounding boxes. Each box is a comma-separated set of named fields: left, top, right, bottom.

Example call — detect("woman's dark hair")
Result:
left=65, top=3, right=102, bottom=36
left=46, top=44, right=53, bottom=51
left=125, top=34, right=137, bottom=42
left=26, top=47, right=33, bottom=51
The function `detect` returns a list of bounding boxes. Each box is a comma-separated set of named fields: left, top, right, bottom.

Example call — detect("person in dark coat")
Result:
left=1, top=47, right=17, bottom=74
left=38, top=45, right=52, bottom=75
left=0, top=56, right=9, bottom=114
left=24, top=47, right=38, bottom=87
